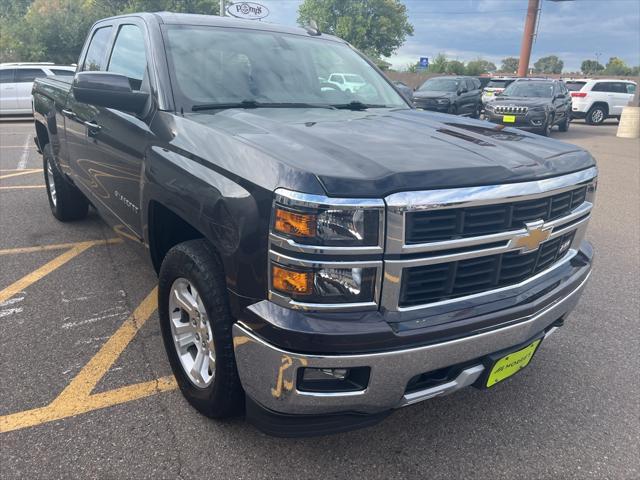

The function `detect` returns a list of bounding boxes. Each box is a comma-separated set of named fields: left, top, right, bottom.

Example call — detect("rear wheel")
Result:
left=586, top=105, right=606, bottom=125
left=158, top=239, right=244, bottom=418
left=43, top=144, right=89, bottom=221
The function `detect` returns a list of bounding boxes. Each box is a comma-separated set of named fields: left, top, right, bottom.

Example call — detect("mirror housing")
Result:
left=72, top=72, right=149, bottom=115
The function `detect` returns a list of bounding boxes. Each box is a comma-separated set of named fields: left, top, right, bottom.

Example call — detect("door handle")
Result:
left=83, top=120, right=101, bottom=137
left=61, top=109, right=76, bottom=118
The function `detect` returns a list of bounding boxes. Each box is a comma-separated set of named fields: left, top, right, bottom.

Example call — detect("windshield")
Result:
left=163, top=25, right=407, bottom=110
left=487, top=80, right=513, bottom=88
left=418, top=78, right=459, bottom=92
left=502, top=81, right=554, bottom=98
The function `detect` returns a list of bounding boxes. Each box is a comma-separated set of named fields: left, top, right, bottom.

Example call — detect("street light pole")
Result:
left=517, top=0, right=540, bottom=77
left=220, top=0, right=225, bottom=16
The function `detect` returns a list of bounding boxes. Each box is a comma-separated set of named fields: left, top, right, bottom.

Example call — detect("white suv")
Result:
left=0, top=63, right=76, bottom=115
left=327, top=73, right=366, bottom=93
left=566, top=78, right=637, bottom=124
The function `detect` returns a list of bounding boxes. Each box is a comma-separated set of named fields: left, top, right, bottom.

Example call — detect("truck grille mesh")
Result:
left=399, top=231, right=576, bottom=307
left=406, top=186, right=587, bottom=244
left=494, top=105, right=529, bottom=114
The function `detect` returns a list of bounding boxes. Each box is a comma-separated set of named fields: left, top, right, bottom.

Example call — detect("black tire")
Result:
left=43, top=143, right=89, bottom=221
left=448, top=104, right=458, bottom=115
left=158, top=239, right=244, bottom=418
left=558, top=114, right=570, bottom=132
left=471, top=103, right=481, bottom=119
left=585, top=105, right=606, bottom=125
left=540, top=119, right=552, bottom=137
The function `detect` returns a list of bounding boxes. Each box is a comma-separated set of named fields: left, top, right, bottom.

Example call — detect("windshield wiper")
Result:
left=192, top=100, right=335, bottom=111
left=330, top=101, right=389, bottom=110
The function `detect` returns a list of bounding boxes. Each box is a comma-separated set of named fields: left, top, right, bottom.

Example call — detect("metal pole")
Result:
left=517, top=0, right=540, bottom=77
left=220, top=0, right=225, bottom=16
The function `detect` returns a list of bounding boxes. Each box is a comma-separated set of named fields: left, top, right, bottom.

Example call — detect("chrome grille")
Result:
left=406, top=186, right=587, bottom=243
left=399, top=232, right=575, bottom=307
left=382, top=167, right=598, bottom=311
left=494, top=105, right=528, bottom=115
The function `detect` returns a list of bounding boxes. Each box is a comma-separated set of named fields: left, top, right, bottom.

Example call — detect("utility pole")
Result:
left=220, top=0, right=225, bottom=16
left=517, top=0, right=540, bottom=77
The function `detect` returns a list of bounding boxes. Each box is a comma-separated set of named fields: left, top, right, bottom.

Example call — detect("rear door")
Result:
left=610, top=82, right=633, bottom=115
left=0, top=69, right=17, bottom=112
left=14, top=68, right=47, bottom=111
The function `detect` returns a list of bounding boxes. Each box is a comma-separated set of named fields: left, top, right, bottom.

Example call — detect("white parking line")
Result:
left=17, top=135, right=31, bottom=169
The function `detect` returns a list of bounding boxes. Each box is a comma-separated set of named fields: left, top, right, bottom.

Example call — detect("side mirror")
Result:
left=458, top=88, right=467, bottom=95
left=72, top=71, right=149, bottom=115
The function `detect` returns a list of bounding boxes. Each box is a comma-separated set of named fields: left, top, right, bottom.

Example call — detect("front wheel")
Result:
left=558, top=114, right=570, bottom=132
left=471, top=103, right=481, bottom=119
left=158, top=239, right=244, bottom=418
left=448, top=104, right=458, bottom=115
left=540, top=119, right=552, bottom=137
left=43, top=144, right=89, bottom=221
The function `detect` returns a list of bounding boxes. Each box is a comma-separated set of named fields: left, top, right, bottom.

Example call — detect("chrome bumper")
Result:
left=233, top=272, right=590, bottom=416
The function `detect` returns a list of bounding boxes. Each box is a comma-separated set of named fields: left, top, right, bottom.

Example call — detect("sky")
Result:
left=251, top=0, right=640, bottom=72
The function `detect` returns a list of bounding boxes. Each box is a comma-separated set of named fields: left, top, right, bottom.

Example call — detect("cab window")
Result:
left=107, top=24, right=148, bottom=91
left=15, top=68, right=46, bottom=83
left=0, top=69, right=15, bottom=83
left=83, top=26, right=113, bottom=71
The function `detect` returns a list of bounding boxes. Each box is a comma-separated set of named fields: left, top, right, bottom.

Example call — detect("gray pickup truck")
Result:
left=32, top=12, right=597, bottom=437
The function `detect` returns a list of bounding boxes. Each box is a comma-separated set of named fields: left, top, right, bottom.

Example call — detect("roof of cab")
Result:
left=99, top=11, right=344, bottom=43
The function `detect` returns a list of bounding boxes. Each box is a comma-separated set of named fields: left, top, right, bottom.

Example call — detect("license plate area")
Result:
left=502, top=114, right=516, bottom=123
left=476, top=334, right=544, bottom=388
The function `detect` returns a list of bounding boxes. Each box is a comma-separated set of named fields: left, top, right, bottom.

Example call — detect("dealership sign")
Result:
left=226, top=2, right=269, bottom=20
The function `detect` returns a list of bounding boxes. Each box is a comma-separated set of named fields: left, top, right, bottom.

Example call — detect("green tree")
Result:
left=465, top=58, right=496, bottom=76
left=580, top=59, right=604, bottom=75
left=500, top=57, right=519, bottom=73
left=297, top=0, right=413, bottom=59
left=427, top=53, right=448, bottom=73
left=604, top=57, right=632, bottom=75
left=445, top=60, right=465, bottom=75
left=533, top=55, right=564, bottom=74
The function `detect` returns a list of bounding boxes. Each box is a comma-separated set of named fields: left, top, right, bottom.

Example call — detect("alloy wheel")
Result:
left=169, top=278, right=216, bottom=388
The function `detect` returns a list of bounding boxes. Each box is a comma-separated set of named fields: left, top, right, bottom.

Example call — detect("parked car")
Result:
left=481, top=76, right=516, bottom=105
left=392, top=80, right=413, bottom=101
left=327, top=72, right=366, bottom=92
left=567, top=78, right=637, bottom=125
left=0, top=63, right=75, bottom=115
left=33, top=13, right=596, bottom=437
left=484, top=78, right=572, bottom=136
left=413, top=76, right=482, bottom=116
left=477, top=76, right=492, bottom=89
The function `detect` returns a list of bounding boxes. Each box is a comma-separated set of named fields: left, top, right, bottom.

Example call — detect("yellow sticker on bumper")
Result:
left=502, top=115, right=516, bottom=123
left=486, top=339, right=541, bottom=387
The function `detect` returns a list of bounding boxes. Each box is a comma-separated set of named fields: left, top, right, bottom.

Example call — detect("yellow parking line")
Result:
left=0, top=185, right=45, bottom=190
left=0, top=170, right=42, bottom=180
left=0, top=239, right=121, bottom=304
left=0, top=238, right=121, bottom=256
left=0, top=288, right=179, bottom=433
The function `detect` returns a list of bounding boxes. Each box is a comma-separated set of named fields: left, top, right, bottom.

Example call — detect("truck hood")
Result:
left=413, top=91, right=455, bottom=100
left=185, top=108, right=595, bottom=197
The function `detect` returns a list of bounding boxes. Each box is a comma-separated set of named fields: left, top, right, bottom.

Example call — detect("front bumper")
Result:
left=233, top=254, right=592, bottom=417
left=485, top=110, right=549, bottom=130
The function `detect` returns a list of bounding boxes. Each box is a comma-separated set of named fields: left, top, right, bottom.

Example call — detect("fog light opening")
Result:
left=297, top=367, right=370, bottom=393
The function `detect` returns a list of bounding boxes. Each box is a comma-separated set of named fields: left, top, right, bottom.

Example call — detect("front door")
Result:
left=74, top=22, right=152, bottom=239
left=14, top=68, right=47, bottom=111
left=0, top=69, right=18, bottom=112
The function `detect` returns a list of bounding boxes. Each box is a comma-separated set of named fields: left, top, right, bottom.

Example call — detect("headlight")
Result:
left=271, top=190, right=383, bottom=248
left=437, top=98, right=450, bottom=104
left=269, top=189, right=384, bottom=310
left=270, top=260, right=378, bottom=306
left=484, top=103, right=494, bottom=111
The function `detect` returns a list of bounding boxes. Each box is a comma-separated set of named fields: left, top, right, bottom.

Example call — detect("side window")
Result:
left=472, top=78, right=481, bottom=90
left=335, top=75, right=344, bottom=84
left=627, top=83, right=637, bottom=94
left=82, top=26, right=113, bottom=71
left=612, top=82, right=629, bottom=94
left=0, top=69, right=15, bottom=83
left=15, top=68, right=47, bottom=83
left=591, top=82, right=614, bottom=93
left=107, top=24, right=147, bottom=91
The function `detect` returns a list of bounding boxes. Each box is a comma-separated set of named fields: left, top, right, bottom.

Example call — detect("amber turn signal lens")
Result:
left=272, top=265, right=313, bottom=296
left=274, top=208, right=317, bottom=238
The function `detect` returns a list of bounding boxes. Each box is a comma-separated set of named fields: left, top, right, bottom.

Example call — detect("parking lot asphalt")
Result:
left=0, top=117, right=638, bottom=479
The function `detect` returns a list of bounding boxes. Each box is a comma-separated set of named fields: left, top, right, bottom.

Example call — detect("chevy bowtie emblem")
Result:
left=512, top=220, right=553, bottom=253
